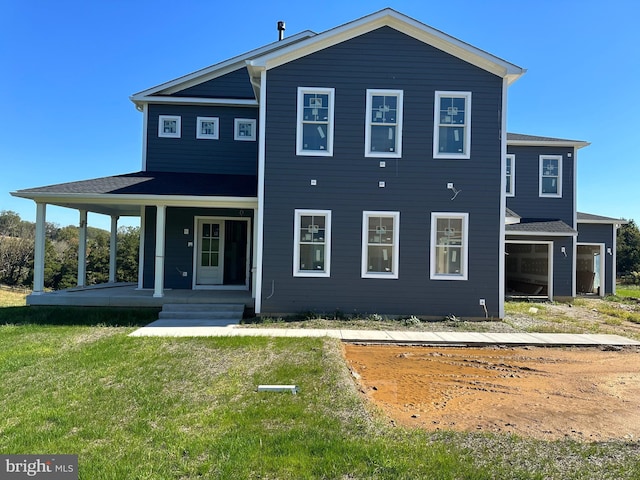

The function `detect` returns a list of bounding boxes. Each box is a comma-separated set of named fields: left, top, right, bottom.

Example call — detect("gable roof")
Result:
left=507, top=133, right=590, bottom=149
left=247, top=8, right=525, bottom=84
left=130, top=30, right=316, bottom=109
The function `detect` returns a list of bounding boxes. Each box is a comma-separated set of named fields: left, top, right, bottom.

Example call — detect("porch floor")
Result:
left=26, top=283, right=255, bottom=308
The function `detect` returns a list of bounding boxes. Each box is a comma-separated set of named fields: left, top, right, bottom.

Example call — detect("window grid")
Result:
left=539, top=155, right=562, bottom=197
left=365, top=89, right=403, bottom=158
left=293, top=210, right=331, bottom=277
left=362, top=211, right=399, bottom=279
left=296, top=87, right=335, bottom=156
left=506, top=154, right=515, bottom=197
left=196, top=117, right=219, bottom=140
left=158, top=115, right=181, bottom=138
left=430, top=213, right=469, bottom=280
left=433, top=91, right=471, bottom=159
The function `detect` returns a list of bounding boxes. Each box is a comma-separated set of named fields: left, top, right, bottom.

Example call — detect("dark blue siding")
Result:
left=170, top=68, right=255, bottom=99
left=146, top=104, right=258, bottom=175
left=142, top=206, right=253, bottom=289
left=506, top=146, right=575, bottom=226
left=578, top=223, right=616, bottom=294
left=261, top=27, right=504, bottom=318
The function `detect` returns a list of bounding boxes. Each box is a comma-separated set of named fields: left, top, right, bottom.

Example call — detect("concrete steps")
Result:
left=156, top=303, right=244, bottom=326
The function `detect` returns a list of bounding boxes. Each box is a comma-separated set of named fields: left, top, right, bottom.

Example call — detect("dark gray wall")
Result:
left=170, top=68, right=255, bottom=99
left=146, top=104, right=258, bottom=175
left=260, top=26, right=505, bottom=318
left=142, top=206, right=253, bottom=289
left=577, top=223, right=615, bottom=294
left=506, top=145, right=575, bottom=226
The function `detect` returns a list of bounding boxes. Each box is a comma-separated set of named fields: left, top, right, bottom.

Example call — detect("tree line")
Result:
left=0, top=210, right=139, bottom=290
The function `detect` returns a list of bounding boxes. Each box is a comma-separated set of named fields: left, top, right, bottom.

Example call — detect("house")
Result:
left=11, top=8, right=623, bottom=319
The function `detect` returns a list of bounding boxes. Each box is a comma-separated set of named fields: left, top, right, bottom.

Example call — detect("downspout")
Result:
left=498, top=77, right=508, bottom=319
left=254, top=67, right=267, bottom=314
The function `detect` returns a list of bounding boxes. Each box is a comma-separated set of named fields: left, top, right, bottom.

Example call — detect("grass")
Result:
left=0, top=288, right=28, bottom=307
left=1, top=317, right=640, bottom=478
left=617, top=285, right=640, bottom=298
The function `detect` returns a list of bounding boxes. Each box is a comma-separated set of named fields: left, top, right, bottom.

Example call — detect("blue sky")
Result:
left=1, top=0, right=638, bottom=231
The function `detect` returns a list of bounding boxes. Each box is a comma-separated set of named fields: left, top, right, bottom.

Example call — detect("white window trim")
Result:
left=539, top=155, right=563, bottom=198
left=430, top=212, right=469, bottom=281
left=196, top=117, right=219, bottom=140
left=365, top=89, right=403, bottom=158
left=433, top=91, right=472, bottom=159
left=296, top=87, right=335, bottom=157
left=234, top=118, right=256, bottom=141
left=506, top=154, right=516, bottom=197
left=158, top=115, right=181, bottom=138
left=361, top=211, right=400, bottom=279
left=293, top=209, right=331, bottom=277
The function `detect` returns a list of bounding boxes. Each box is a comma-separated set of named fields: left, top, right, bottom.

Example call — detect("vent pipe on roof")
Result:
left=277, top=21, right=286, bottom=41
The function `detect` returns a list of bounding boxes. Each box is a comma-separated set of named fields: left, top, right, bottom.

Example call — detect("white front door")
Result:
left=196, top=220, right=224, bottom=285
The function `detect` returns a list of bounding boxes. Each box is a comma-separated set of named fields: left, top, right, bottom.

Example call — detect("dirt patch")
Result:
left=344, top=344, right=640, bottom=441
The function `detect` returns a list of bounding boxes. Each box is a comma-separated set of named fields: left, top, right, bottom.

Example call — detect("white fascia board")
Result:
left=133, top=96, right=259, bottom=108
left=507, top=140, right=591, bottom=149
left=130, top=30, right=316, bottom=102
left=248, top=8, right=525, bottom=82
left=506, top=230, right=578, bottom=238
left=11, top=192, right=258, bottom=208
left=577, top=219, right=627, bottom=225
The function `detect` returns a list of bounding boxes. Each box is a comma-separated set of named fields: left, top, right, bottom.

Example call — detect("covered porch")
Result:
left=11, top=171, right=259, bottom=306
left=25, top=283, right=255, bottom=308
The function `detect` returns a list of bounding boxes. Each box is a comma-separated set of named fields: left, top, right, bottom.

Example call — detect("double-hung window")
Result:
left=158, top=115, right=181, bottom=138
left=361, top=211, right=400, bottom=279
left=293, top=210, right=331, bottom=277
left=433, top=91, right=471, bottom=159
left=506, top=154, right=515, bottom=197
left=539, top=155, right=562, bottom=197
left=430, top=213, right=469, bottom=280
left=365, top=89, right=403, bottom=157
left=296, top=87, right=335, bottom=156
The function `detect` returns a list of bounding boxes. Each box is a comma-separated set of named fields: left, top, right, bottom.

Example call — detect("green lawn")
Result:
left=617, top=285, right=640, bottom=298
left=1, top=320, right=639, bottom=478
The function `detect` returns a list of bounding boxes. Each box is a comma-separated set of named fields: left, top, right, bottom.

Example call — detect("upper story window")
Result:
left=433, top=91, right=471, bottom=159
left=539, top=155, right=562, bottom=197
left=196, top=117, right=219, bottom=140
left=365, top=89, right=403, bottom=158
left=506, top=154, right=515, bottom=197
left=293, top=209, right=331, bottom=277
left=361, top=211, right=400, bottom=279
left=234, top=118, right=256, bottom=141
left=430, top=213, right=469, bottom=280
left=296, top=87, right=335, bottom=156
left=158, top=115, right=181, bottom=138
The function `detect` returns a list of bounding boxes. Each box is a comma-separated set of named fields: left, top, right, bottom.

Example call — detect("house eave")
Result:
left=507, top=139, right=590, bottom=149
left=247, top=8, right=525, bottom=83
left=505, top=230, right=578, bottom=238
left=130, top=96, right=259, bottom=108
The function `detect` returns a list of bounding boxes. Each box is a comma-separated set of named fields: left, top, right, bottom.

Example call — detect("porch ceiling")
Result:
left=11, top=171, right=259, bottom=216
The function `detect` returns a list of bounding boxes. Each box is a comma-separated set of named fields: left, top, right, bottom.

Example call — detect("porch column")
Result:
left=109, top=215, right=119, bottom=283
left=77, top=210, right=87, bottom=287
left=153, top=205, right=166, bottom=298
left=137, top=206, right=145, bottom=289
left=251, top=207, right=258, bottom=299
left=32, top=202, right=47, bottom=294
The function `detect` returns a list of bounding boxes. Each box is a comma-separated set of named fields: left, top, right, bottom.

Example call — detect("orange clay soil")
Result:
left=343, top=344, right=640, bottom=441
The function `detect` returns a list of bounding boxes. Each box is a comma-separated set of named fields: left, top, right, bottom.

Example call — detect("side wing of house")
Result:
left=252, top=13, right=524, bottom=318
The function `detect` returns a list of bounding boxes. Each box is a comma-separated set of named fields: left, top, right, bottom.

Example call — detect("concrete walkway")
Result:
left=129, top=321, right=640, bottom=346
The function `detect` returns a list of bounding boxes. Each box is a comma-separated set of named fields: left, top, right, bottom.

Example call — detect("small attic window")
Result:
left=196, top=117, right=220, bottom=140
left=234, top=118, right=256, bottom=141
left=158, top=115, right=181, bottom=138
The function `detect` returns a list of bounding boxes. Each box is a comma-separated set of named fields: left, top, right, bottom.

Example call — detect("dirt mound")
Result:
left=344, top=344, right=640, bottom=441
